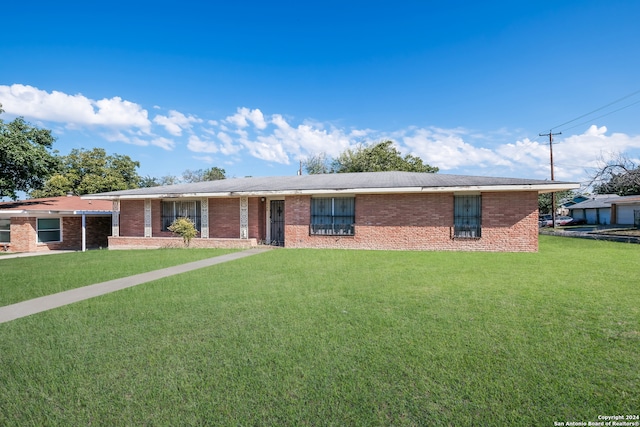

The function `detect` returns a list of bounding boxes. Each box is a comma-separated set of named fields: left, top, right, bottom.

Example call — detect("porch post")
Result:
left=112, top=200, right=120, bottom=237
left=201, top=198, right=209, bottom=238
left=144, top=199, right=152, bottom=237
left=240, top=196, right=249, bottom=239
left=81, top=213, right=86, bottom=252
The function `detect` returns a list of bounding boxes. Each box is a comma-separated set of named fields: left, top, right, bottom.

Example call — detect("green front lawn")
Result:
left=0, top=248, right=237, bottom=306
left=1, top=236, right=638, bottom=425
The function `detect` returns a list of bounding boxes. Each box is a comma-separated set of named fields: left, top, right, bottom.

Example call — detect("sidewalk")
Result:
left=0, top=250, right=76, bottom=260
left=0, top=247, right=270, bottom=324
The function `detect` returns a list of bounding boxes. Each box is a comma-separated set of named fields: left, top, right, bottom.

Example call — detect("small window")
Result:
left=162, top=200, right=201, bottom=231
left=37, top=218, right=61, bottom=243
left=454, top=195, right=481, bottom=238
left=0, top=219, right=10, bottom=243
left=310, top=197, right=355, bottom=236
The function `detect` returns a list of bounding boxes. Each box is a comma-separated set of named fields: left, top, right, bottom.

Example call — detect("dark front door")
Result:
left=270, top=200, right=285, bottom=246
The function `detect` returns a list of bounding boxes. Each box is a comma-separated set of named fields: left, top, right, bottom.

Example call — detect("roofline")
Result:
left=0, top=210, right=112, bottom=216
left=83, top=182, right=580, bottom=200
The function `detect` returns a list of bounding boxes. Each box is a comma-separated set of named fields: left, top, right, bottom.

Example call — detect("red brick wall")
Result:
left=8, top=215, right=111, bottom=252
left=113, top=192, right=539, bottom=252
left=248, top=197, right=264, bottom=240
left=108, top=236, right=257, bottom=249
left=8, top=217, right=37, bottom=252
left=285, top=192, right=539, bottom=252
left=209, top=198, right=240, bottom=238
left=120, top=200, right=145, bottom=237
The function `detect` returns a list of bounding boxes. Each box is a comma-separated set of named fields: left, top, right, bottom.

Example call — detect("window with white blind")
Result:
left=162, top=200, right=201, bottom=231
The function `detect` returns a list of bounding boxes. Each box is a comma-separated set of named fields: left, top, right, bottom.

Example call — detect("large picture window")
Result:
left=310, top=197, right=355, bottom=236
left=162, top=200, right=201, bottom=231
left=454, top=195, right=481, bottom=238
left=0, top=219, right=10, bottom=243
left=37, top=218, right=61, bottom=243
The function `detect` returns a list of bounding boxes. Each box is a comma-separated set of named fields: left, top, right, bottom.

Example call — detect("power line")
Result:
left=550, top=88, right=640, bottom=131
left=556, top=98, right=640, bottom=134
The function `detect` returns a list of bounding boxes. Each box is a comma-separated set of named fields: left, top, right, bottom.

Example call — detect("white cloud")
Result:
left=397, top=127, right=508, bottom=171
left=150, top=137, right=176, bottom=151
left=225, top=107, right=267, bottom=129
left=187, top=135, right=218, bottom=153
left=0, top=84, right=151, bottom=131
left=4, top=84, right=640, bottom=183
left=242, top=114, right=352, bottom=164
left=153, top=110, right=202, bottom=136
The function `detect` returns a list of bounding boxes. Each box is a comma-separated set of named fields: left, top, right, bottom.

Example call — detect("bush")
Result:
left=168, top=217, right=197, bottom=247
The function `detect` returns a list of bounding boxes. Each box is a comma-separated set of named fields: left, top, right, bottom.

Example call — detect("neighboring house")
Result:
left=84, top=172, right=578, bottom=252
left=568, top=194, right=640, bottom=226
left=611, top=195, right=640, bottom=226
left=0, top=196, right=113, bottom=253
left=557, top=194, right=590, bottom=216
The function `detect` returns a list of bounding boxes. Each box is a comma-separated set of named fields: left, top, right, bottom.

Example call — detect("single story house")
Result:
left=84, top=171, right=578, bottom=252
left=568, top=194, right=640, bottom=226
left=0, top=196, right=113, bottom=253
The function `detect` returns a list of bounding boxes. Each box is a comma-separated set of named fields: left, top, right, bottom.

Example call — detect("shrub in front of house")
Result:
left=168, top=217, right=197, bottom=247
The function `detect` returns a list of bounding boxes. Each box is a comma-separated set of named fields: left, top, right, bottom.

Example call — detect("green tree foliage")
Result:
left=138, top=175, right=181, bottom=188
left=305, top=140, right=438, bottom=174
left=303, top=153, right=331, bottom=175
left=30, top=148, right=142, bottom=197
left=182, top=167, right=226, bottom=183
left=0, top=106, right=59, bottom=200
left=168, top=217, right=198, bottom=247
left=538, top=190, right=576, bottom=214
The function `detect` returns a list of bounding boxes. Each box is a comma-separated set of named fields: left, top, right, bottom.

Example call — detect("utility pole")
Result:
left=539, top=130, right=562, bottom=227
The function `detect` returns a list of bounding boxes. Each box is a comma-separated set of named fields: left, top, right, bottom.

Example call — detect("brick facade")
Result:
left=284, top=192, right=538, bottom=252
left=111, top=192, right=539, bottom=252
left=6, top=215, right=111, bottom=253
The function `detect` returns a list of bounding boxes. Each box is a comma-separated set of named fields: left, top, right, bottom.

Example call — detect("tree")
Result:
left=139, top=175, right=180, bottom=188
left=30, top=148, right=142, bottom=197
left=182, top=167, right=226, bottom=183
left=331, top=140, right=438, bottom=173
left=0, top=105, right=59, bottom=200
left=303, top=153, right=331, bottom=175
left=168, top=217, right=197, bottom=247
left=589, top=153, right=640, bottom=196
left=538, top=190, right=576, bottom=214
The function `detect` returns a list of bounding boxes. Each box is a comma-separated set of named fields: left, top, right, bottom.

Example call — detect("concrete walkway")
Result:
left=0, top=247, right=270, bottom=324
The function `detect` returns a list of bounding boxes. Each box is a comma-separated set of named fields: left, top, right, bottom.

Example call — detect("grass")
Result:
left=1, top=236, right=638, bottom=426
left=0, top=248, right=238, bottom=306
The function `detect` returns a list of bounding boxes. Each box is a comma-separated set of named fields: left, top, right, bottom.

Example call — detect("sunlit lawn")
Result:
left=0, top=248, right=237, bottom=306
left=1, top=237, right=638, bottom=425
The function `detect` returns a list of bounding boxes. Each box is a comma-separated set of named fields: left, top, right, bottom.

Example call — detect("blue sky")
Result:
left=2, top=0, right=640, bottom=188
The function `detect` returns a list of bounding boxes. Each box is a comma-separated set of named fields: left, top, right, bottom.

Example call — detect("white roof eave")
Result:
left=82, top=182, right=580, bottom=200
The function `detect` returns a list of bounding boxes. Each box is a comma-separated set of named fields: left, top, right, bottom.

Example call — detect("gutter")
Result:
left=83, top=182, right=580, bottom=200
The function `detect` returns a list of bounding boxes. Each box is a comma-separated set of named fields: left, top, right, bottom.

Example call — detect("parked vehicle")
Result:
left=539, top=214, right=552, bottom=227
left=564, top=218, right=586, bottom=226
left=541, top=216, right=574, bottom=227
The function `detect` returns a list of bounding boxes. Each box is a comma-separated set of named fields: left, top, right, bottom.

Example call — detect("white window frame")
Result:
left=0, top=219, right=10, bottom=243
left=37, top=217, right=62, bottom=243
